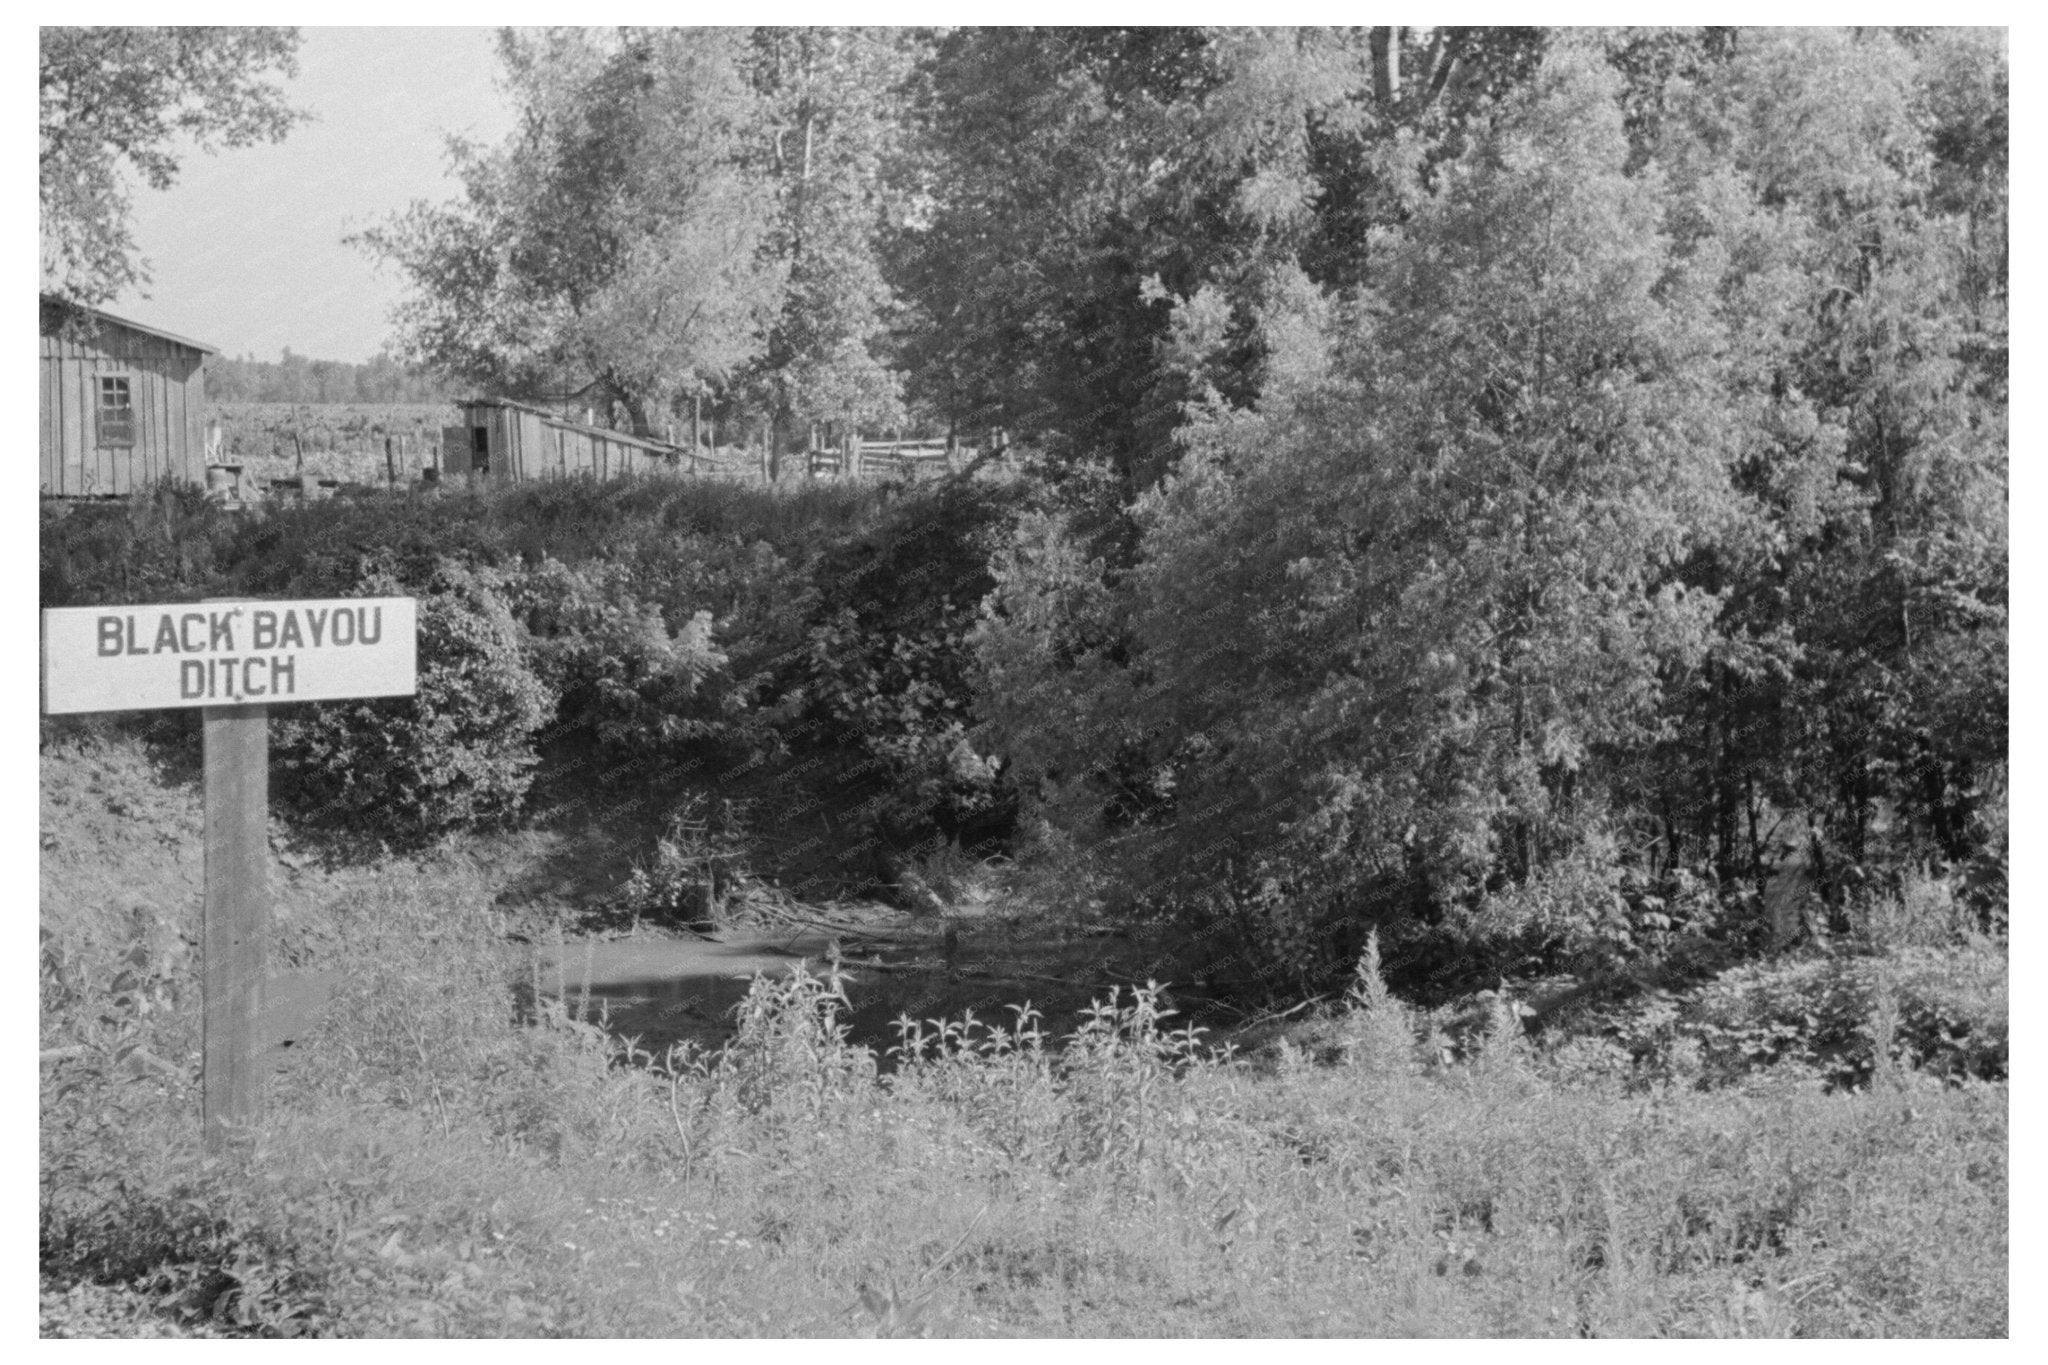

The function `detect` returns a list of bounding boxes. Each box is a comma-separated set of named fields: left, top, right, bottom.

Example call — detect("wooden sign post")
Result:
left=204, top=701, right=269, bottom=1150
left=42, top=597, right=417, bottom=1151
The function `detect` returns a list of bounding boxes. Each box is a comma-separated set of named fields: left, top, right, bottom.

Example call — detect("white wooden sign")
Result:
left=41, top=594, right=418, bottom=1151
left=40, top=597, right=417, bottom=715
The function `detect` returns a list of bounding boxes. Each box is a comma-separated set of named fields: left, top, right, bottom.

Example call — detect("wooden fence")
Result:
left=808, top=437, right=959, bottom=479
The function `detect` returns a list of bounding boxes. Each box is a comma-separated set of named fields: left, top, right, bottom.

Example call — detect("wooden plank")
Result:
left=441, top=426, right=471, bottom=477
left=495, top=406, right=514, bottom=484
left=203, top=702, right=269, bottom=1152
left=159, top=356, right=176, bottom=485
left=60, top=357, right=85, bottom=494
left=146, top=361, right=163, bottom=485
left=135, top=364, right=156, bottom=489
left=168, top=352, right=184, bottom=484
left=528, top=410, right=548, bottom=480
left=166, top=360, right=182, bottom=483
left=40, top=355, right=58, bottom=493
left=61, top=358, right=81, bottom=495
left=190, top=357, right=208, bottom=480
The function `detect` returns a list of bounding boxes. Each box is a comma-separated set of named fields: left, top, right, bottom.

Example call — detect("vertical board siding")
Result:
left=445, top=399, right=679, bottom=488
left=40, top=315, right=209, bottom=496
left=187, top=357, right=206, bottom=480
left=135, top=353, right=155, bottom=490
left=40, top=346, right=58, bottom=492
left=61, top=355, right=85, bottom=494
left=492, top=404, right=509, bottom=482
left=518, top=410, right=547, bottom=481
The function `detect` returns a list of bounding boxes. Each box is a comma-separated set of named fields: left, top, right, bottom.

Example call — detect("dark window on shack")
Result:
left=472, top=425, right=489, bottom=473
left=97, top=375, right=135, bottom=447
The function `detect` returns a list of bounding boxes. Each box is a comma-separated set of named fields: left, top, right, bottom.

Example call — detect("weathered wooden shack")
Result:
left=442, top=398, right=682, bottom=485
left=40, top=296, right=218, bottom=496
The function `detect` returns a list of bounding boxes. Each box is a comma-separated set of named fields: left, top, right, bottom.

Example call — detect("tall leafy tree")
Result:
left=39, top=26, right=306, bottom=307
left=1647, top=27, right=2008, bottom=911
left=981, top=44, right=1747, bottom=984
left=740, top=27, right=919, bottom=470
left=895, top=27, right=1377, bottom=493
left=360, top=28, right=785, bottom=435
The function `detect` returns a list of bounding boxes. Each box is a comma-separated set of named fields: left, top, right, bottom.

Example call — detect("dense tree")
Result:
left=890, top=28, right=1621, bottom=496
left=1007, top=48, right=1734, bottom=972
left=1646, top=27, right=2009, bottom=916
left=739, top=28, right=920, bottom=472
left=973, top=28, right=2005, bottom=989
left=360, top=28, right=785, bottom=437
left=892, top=28, right=1376, bottom=493
left=39, top=26, right=305, bottom=307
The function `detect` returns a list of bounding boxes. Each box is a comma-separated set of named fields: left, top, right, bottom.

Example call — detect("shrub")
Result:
left=1593, top=942, right=2008, bottom=1090
left=799, top=480, right=1025, bottom=838
left=273, top=558, right=553, bottom=845
left=610, top=795, right=751, bottom=928
left=685, top=963, right=878, bottom=1138
left=512, top=556, right=739, bottom=759
left=39, top=484, right=234, bottom=610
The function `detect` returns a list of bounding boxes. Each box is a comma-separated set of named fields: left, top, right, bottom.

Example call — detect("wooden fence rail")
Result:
left=808, top=436, right=961, bottom=479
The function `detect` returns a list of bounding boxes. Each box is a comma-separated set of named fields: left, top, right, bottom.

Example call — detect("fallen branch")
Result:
left=838, top=957, right=937, bottom=975
left=1241, top=995, right=1328, bottom=1029
left=961, top=967, right=1083, bottom=987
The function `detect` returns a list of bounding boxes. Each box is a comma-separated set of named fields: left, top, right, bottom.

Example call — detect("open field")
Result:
left=39, top=728, right=2009, bottom=1338
left=210, top=402, right=457, bottom=486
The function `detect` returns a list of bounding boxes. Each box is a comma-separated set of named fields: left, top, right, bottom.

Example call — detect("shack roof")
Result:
left=39, top=295, right=220, bottom=355
left=459, top=396, right=682, bottom=455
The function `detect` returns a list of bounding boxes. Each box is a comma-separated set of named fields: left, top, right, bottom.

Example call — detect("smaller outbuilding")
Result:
left=441, top=398, right=683, bottom=486
left=40, top=295, right=218, bottom=497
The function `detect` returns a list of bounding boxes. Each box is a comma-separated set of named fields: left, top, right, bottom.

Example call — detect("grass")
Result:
left=211, top=402, right=457, bottom=487
left=39, top=731, right=2009, bottom=1338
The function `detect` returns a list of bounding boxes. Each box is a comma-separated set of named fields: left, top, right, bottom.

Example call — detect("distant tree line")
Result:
left=206, top=349, right=455, bottom=406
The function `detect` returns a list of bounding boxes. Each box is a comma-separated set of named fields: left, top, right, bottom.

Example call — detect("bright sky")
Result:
left=110, top=27, right=518, bottom=365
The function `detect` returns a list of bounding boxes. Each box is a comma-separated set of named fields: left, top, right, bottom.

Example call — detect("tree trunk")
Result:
left=1371, top=27, right=1401, bottom=103
left=619, top=392, right=653, bottom=440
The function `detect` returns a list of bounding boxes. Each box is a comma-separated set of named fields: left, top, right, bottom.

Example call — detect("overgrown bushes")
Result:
left=38, top=474, right=1027, bottom=856
left=969, top=36, right=2008, bottom=996
left=513, top=556, right=739, bottom=758
left=799, top=478, right=1026, bottom=837
left=38, top=823, right=2010, bottom=1336
left=273, top=560, right=554, bottom=844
